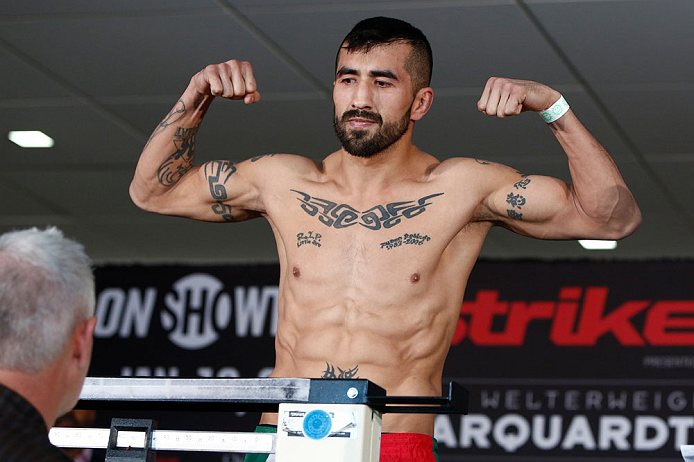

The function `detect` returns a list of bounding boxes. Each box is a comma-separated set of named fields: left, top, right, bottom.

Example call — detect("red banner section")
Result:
left=452, top=288, right=694, bottom=346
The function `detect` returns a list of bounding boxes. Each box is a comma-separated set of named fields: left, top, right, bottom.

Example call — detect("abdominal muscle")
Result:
left=259, top=267, right=463, bottom=435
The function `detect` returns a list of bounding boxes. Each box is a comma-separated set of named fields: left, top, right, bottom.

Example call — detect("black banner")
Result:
left=86, top=261, right=694, bottom=461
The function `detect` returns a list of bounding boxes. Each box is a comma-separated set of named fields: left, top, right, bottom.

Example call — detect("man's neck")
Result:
left=0, top=367, right=63, bottom=430
left=331, top=138, right=423, bottom=195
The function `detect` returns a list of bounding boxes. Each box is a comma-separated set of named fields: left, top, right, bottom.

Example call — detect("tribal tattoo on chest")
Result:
left=290, top=189, right=444, bottom=230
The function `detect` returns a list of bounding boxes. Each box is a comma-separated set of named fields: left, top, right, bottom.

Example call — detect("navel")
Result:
left=293, top=267, right=301, bottom=278
left=410, top=273, right=420, bottom=284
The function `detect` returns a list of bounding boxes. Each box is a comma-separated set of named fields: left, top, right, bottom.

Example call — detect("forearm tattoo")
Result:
left=380, top=232, right=431, bottom=250
left=157, top=123, right=200, bottom=186
left=204, top=161, right=237, bottom=222
left=145, top=100, right=187, bottom=149
left=290, top=190, right=444, bottom=230
left=321, top=362, right=359, bottom=379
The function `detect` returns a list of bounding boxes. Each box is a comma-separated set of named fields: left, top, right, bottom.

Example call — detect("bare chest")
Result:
left=268, top=185, right=472, bottom=288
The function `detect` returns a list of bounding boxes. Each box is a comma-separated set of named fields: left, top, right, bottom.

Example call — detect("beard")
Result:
left=333, top=108, right=411, bottom=158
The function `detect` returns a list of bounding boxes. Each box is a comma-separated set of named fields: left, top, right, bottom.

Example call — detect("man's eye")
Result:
left=375, top=81, right=391, bottom=87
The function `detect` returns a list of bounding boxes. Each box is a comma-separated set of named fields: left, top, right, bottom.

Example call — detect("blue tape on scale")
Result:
left=303, top=410, right=332, bottom=440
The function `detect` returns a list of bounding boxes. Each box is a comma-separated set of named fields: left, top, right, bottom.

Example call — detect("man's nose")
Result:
left=351, top=81, right=374, bottom=110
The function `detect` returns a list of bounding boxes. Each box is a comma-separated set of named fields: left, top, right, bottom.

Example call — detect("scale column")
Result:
left=275, top=402, right=382, bottom=462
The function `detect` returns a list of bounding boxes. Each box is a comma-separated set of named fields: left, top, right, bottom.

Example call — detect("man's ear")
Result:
left=72, top=316, right=97, bottom=369
left=410, top=87, right=434, bottom=121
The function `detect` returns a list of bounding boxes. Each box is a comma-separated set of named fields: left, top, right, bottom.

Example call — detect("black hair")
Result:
left=337, top=17, right=433, bottom=92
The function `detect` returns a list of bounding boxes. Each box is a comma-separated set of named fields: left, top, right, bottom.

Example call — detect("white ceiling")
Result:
left=1, top=0, right=692, bottom=264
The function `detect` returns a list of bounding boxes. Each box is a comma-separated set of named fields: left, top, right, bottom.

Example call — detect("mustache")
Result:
left=339, top=109, right=382, bottom=125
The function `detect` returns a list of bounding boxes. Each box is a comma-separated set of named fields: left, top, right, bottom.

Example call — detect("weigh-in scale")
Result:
left=50, top=377, right=468, bottom=461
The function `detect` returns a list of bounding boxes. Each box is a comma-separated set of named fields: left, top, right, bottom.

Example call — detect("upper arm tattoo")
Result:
left=157, top=122, right=200, bottom=187
left=251, top=154, right=277, bottom=162
left=506, top=174, right=531, bottom=221
left=513, top=171, right=531, bottom=190
left=204, top=161, right=237, bottom=222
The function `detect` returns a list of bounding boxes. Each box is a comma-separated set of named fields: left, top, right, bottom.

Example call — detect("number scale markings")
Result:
left=49, top=427, right=275, bottom=453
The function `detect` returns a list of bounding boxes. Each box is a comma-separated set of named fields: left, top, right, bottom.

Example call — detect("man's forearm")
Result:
left=549, top=111, right=642, bottom=238
left=130, top=83, right=214, bottom=205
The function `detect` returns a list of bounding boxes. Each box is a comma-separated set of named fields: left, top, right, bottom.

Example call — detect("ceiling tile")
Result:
left=242, top=4, right=577, bottom=91
left=0, top=175, right=58, bottom=216
left=0, top=11, right=313, bottom=98
left=1, top=170, right=139, bottom=217
left=0, top=105, right=145, bottom=166
left=595, top=88, right=694, bottom=156
left=0, top=48, right=72, bottom=99
left=528, top=0, right=694, bottom=85
left=0, top=0, right=218, bottom=16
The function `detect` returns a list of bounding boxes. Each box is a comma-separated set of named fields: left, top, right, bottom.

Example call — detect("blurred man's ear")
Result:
left=72, top=317, right=97, bottom=370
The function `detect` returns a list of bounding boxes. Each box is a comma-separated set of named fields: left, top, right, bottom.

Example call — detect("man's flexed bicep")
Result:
left=475, top=76, right=641, bottom=240
left=482, top=168, right=609, bottom=240
left=133, top=158, right=263, bottom=222
left=130, top=59, right=261, bottom=221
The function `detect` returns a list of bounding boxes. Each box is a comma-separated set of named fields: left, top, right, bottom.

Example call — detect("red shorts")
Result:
left=380, top=433, right=439, bottom=462
left=245, top=427, right=439, bottom=462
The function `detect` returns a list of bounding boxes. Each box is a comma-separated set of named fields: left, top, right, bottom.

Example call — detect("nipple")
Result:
left=293, top=267, right=301, bottom=278
left=410, top=273, right=420, bottom=284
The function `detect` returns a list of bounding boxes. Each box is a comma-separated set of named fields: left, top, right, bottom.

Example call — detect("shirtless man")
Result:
left=130, top=17, right=641, bottom=462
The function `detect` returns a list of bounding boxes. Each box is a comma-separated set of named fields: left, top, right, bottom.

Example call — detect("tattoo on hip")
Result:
left=321, top=362, right=359, bottom=379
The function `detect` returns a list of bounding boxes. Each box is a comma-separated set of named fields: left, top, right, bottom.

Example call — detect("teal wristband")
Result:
left=539, top=95, right=570, bottom=123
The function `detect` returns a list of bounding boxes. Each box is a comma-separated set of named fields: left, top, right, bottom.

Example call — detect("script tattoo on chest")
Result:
left=296, top=231, right=322, bottom=248
left=380, top=232, right=431, bottom=250
left=290, top=189, right=444, bottom=230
